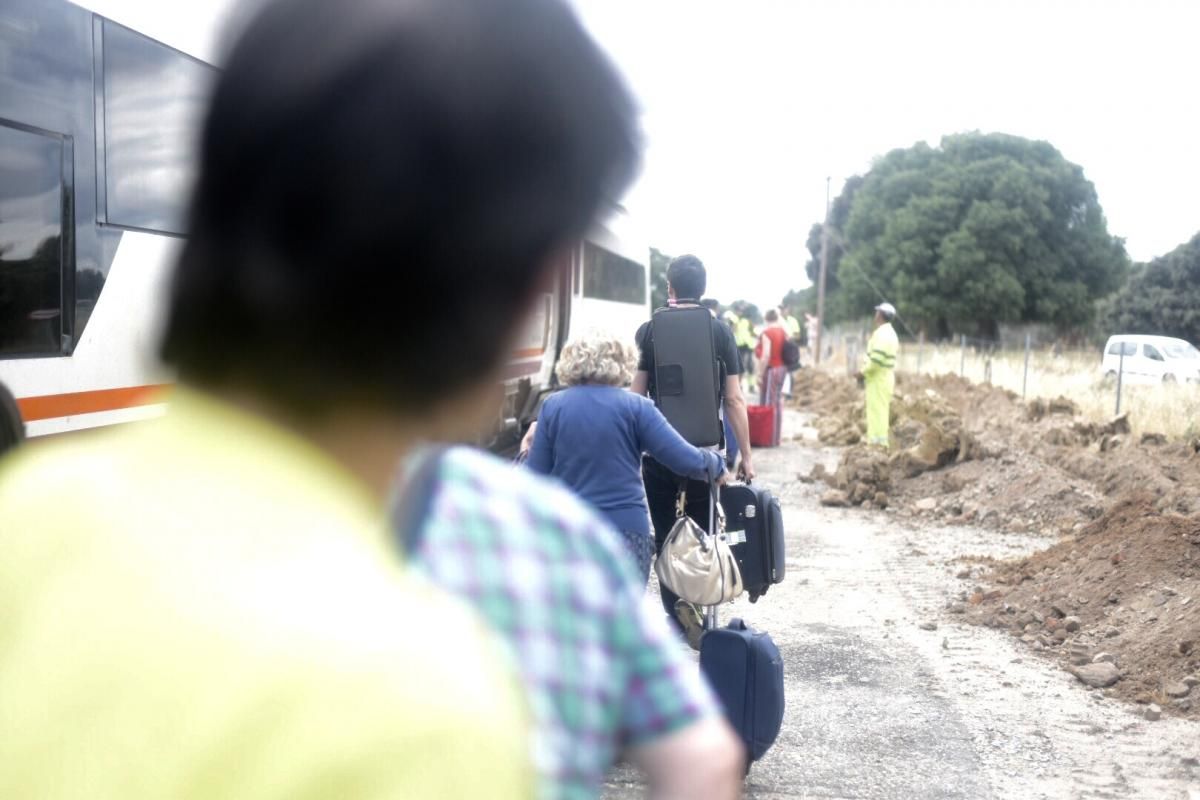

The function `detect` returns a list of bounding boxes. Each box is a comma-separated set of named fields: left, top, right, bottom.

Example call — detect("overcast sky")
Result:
left=568, top=0, right=1200, bottom=310
left=83, top=0, right=1200, bottom=313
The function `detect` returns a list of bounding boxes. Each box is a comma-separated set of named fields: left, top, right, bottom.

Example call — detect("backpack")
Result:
left=781, top=338, right=801, bottom=370
left=646, top=305, right=723, bottom=447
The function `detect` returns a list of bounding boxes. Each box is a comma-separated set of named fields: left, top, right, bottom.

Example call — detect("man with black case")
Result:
left=631, top=255, right=754, bottom=633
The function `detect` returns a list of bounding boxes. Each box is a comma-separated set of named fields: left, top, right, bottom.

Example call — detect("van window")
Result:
left=0, top=122, right=66, bottom=356
left=102, top=21, right=216, bottom=234
left=1107, top=341, right=1136, bottom=357
left=1164, top=342, right=1200, bottom=360
left=582, top=242, right=646, bottom=305
left=1144, top=344, right=1165, bottom=361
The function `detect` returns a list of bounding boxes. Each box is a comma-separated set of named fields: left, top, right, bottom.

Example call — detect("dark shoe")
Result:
left=674, top=600, right=705, bottom=651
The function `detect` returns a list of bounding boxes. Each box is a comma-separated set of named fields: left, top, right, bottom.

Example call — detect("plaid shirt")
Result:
left=404, top=447, right=718, bottom=800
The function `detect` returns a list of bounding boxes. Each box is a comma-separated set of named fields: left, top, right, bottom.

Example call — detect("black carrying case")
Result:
left=720, top=482, right=786, bottom=603
left=648, top=305, right=722, bottom=447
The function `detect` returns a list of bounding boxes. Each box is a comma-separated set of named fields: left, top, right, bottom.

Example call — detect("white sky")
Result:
left=568, top=0, right=1200, bottom=310
left=77, top=1, right=1200, bottom=312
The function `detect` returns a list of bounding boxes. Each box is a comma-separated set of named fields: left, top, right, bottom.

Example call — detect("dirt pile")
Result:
left=791, top=370, right=864, bottom=445
left=963, top=494, right=1200, bottom=718
left=790, top=369, right=860, bottom=418
left=890, top=389, right=984, bottom=477
left=815, top=446, right=891, bottom=508
left=796, top=369, right=1200, bottom=533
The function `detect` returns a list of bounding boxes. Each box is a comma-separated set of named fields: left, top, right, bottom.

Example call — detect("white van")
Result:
left=1100, top=335, right=1200, bottom=384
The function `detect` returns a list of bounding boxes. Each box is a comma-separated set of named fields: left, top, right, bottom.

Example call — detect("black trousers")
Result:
left=644, top=455, right=715, bottom=630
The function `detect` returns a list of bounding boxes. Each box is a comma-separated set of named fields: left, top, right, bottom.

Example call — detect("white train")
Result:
left=0, top=0, right=649, bottom=451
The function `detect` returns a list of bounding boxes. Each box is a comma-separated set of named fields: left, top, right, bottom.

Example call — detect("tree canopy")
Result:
left=806, top=132, right=1128, bottom=338
left=1102, top=232, right=1200, bottom=345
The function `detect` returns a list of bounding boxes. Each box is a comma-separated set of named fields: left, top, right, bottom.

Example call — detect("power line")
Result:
left=825, top=229, right=918, bottom=340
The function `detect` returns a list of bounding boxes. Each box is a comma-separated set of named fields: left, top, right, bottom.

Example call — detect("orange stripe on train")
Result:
left=16, top=385, right=172, bottom=422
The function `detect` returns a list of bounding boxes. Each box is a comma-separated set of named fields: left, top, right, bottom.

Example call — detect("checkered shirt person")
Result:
left=402, top=446, right=720, bottom=800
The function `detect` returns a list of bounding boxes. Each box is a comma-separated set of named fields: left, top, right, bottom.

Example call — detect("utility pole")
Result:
left=814, top=176, right=831, bottom=365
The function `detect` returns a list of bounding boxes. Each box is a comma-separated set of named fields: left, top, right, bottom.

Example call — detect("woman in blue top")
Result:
left=526, top=331, right=727, bottom=583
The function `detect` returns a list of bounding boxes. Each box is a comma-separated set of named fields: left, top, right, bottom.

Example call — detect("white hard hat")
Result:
left=874, top=302, right=896, bottom=319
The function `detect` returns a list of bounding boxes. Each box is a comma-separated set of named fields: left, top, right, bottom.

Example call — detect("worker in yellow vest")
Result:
left=857, top=302, right=899, bottom=447
left=781, top=308, right=802, bottom=344
left=732, top=305, right=757, bottom=390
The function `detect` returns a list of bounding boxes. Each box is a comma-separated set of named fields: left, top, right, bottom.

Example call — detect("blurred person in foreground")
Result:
left=409, top=401, right=744, bottom=799
left=855, top=302, right=900, bottom=447
left=0, top=0, right=655, bottom=795
left=416, top=361, right=743, bottom=795
left=417, top=328, right=744, bottom=796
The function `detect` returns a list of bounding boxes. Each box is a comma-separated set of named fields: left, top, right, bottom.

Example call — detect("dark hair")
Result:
left=764, top=309, right=779, bottom=322
left=699, top=298, right=720, bottom=312
left=161, top=0, right=638, bottom=417
left=0, top=381, right=23, bottom=455
left=666, top=254, right=706, bottom=301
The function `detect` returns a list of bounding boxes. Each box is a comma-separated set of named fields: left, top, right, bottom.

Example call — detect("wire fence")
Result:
left=831, top=332, right=1200, bottom=440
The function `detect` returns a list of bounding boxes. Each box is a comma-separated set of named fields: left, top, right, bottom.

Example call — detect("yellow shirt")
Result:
left=783, top=314, right=801, bottom=339
left=0, top=389, right=531, bottom=799
left=734, top=316, right=756, bottom=348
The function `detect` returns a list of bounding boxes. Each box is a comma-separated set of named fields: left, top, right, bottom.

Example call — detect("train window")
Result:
left=102, top=21, right=215, bottom=235
left=0, top=122, right=65, bottom=356
left=582, top=242, right=646, bottom=305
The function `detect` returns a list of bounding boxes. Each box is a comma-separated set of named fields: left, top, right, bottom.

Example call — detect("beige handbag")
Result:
left=655, top=491, right=743, bottom=606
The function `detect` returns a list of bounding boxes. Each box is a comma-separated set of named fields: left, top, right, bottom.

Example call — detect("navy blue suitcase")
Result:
left=699, top=618, right=785, bottom=766
left=721, top=483, right=786, bottom=603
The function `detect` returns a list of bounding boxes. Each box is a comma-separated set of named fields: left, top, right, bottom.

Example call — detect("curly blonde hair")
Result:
left=555, top=330, right=638, bottom=387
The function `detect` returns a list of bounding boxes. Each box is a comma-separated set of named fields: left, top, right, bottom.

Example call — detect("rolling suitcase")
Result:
left=721, top=482, right=786, bottom=603
left=693, top=486, right=785, bottom=772
left=745, top=404, right=776, bottom=448
left=647, top=305, right=723, bottom=447
left=699, top=617, right=786, bottom=768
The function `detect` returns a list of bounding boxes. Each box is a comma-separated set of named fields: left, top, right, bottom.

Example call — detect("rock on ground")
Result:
left=1068, top=662, right=1121, bottom=688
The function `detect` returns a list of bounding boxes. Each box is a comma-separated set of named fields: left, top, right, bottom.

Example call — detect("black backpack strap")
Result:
left=391, top=446, right=449, bottom=555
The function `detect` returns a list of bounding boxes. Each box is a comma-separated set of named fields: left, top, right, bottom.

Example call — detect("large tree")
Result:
left=832, top=132, right=1128, bottom=339
left=1102, top=232, right=1200, bottom=345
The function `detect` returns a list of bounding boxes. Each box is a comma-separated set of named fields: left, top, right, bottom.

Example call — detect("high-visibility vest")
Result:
left=862, top=322, right=898, bottom=378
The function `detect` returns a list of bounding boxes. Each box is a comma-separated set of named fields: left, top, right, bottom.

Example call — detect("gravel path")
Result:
left=604, top=411, right=1200, bottom=799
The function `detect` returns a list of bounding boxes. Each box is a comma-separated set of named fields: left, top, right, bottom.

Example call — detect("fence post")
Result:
left=1115, top=348, right=1124, bottom=415
left=959, top=334, right=966, bottom=378
left=1022, top=333, right=1031, bottom=399
left=984, top=346, right=992, bottom=384
left=917, top=331, right=924, bottom=373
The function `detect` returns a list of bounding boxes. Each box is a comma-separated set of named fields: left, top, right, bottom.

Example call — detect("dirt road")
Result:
left=605, top=411, right=1200, bottom=799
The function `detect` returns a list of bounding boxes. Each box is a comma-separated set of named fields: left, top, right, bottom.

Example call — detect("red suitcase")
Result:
left=746, top=404, right=775, bottom=448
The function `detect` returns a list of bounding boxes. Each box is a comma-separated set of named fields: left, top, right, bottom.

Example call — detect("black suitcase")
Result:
left=648, top=305, right=722, bottom=447
left=699, top=617, right=785, bottom=768
left=721, top=482, right=785, bottom=603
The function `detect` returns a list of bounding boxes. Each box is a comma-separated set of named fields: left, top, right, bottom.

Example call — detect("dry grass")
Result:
left=826, top=341, right=1200, bottom=441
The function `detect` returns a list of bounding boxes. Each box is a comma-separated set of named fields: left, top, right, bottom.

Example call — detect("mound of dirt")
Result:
left=796, top=369, right=1200, bottom=534
left=790, top=369, right=860, bottom=417
left=814, top=446, right=891, bottom=507
left=963, top=494, right=1200, bottom=718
